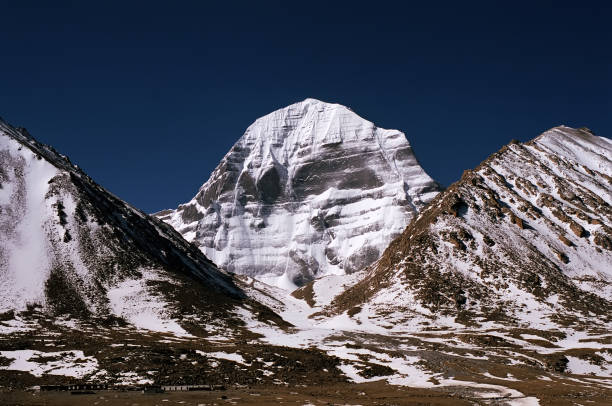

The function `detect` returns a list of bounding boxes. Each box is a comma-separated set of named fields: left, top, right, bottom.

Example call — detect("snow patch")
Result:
left=107, top=269, right=190, bottom=336
left=196, top=350, right=248, bottom=365
left=0, top=349, right=99, bottom=378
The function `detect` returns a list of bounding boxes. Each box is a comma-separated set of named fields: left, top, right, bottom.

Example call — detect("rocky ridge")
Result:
left=0, top=117, right=298, bottom=344
left=329, top=126, right=611, bottom=329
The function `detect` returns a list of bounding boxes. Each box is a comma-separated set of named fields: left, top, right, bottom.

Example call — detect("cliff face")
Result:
left=332, top=126, right=611, bottom=329
left=156, top=98, right=440, bottom=288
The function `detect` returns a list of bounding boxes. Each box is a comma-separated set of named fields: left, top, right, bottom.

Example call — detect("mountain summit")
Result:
left=156, top=99, right=440, bottom=288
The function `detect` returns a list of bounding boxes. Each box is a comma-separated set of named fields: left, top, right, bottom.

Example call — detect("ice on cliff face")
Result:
left=156, top=98, right=440, bottom=289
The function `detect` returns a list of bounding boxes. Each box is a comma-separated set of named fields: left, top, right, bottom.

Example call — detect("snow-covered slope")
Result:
left=0, top=118, right=248, bottom=326
left=0, top=118, right=354, bottom=390
left=1, top=119, right=610, bottom=401
left=331, top=126, right=611, bottom=329
left=156, top=98, right=440, bottom=289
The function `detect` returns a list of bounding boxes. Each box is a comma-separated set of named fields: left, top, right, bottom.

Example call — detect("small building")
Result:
left=40, top=384, right=108, bottom=392
left=161, top=384, right=225, bottom=392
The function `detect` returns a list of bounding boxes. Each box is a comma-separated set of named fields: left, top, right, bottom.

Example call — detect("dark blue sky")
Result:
left=1, top=1, right=610, bottom=213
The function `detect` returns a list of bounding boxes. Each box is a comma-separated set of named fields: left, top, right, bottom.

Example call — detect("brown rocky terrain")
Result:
left=331, top=126, right=611, bottom=329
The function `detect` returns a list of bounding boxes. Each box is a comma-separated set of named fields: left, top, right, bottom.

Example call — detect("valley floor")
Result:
left=2, top=379, right=610, bottom=406
left=1, top=275, right=610, bottom=406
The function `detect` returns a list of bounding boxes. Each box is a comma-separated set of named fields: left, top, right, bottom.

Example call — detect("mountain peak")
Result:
left=301, top=97, right=331, bottom=104
left=157, top=101, right=440, bottom=288
left=533, top=126, right=612, bottom=176
left=298, top=97, right=344, bottom=107
left=332, top=125, right=611, bottom=330
left=249, top=98, right=363, bottom=135
left=298, top=98, right=353, bottom=111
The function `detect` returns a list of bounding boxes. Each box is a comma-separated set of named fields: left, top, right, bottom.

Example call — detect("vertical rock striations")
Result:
left=156, top=99, right=440, bottom=288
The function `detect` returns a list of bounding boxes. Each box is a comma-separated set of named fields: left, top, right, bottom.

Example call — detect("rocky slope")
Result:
left=0, top=118, right=353, bottom=388
left=0, top=117, right=297, bottom=342
left=330, top=126, right=611, bottom=329
left=0, top=118, right=245, bottom=322
left=156, top=98, right=440, bottom=289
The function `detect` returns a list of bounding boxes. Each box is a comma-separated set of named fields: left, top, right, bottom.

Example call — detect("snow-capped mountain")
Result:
left=1, top=117, right=610, bottom=402
left=0, top=118, right=347, bottom=389
left=236, top=125, right=612, bottom=401
left=156, top=98, right=440, bottom=289
left=330, top=126, right=611, bottom=329
left=0, top=118, right=246, bottom=329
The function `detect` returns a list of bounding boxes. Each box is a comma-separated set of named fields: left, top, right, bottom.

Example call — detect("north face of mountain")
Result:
left=156, top=98, right=440, bottom=288
left=331, top=126, right=611, bottom=329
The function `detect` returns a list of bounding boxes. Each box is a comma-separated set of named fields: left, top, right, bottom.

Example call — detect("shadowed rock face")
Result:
left=333, top=126, right=612, bottom=329
left=156, top=99, right=440, bottom=289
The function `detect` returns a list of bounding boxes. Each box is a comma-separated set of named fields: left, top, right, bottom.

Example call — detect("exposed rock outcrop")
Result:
left=332, top=126, right=612, bottom=329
